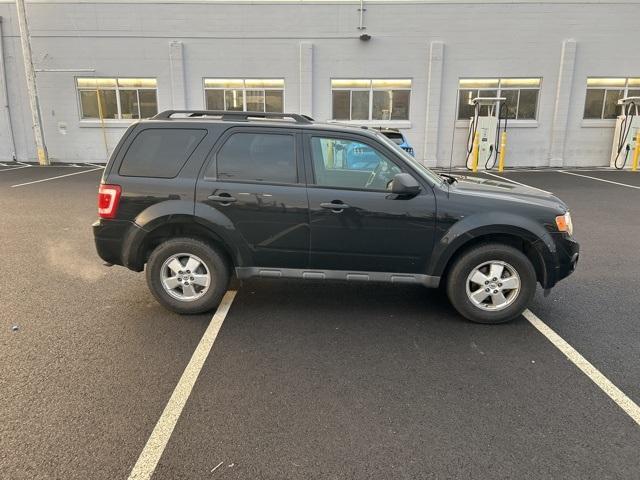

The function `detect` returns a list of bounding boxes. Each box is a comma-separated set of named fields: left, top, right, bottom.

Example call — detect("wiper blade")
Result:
left=439, top=173, right=458, bottom=184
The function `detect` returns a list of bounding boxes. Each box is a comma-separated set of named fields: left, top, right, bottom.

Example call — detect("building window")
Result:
left=204, top=79, right=285, bottom=112
left=76, top=78, right=158, bottom=120
left=583, top=78, right=640, bottom=119
left=457, top=78, right=541, bottom=120
left=331, top=79, right=411, bottom=121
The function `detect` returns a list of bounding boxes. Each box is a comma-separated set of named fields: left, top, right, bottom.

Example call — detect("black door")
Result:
left=195, top=128, right=309, bottom=269
left=304, top=132, right=436, bottom=273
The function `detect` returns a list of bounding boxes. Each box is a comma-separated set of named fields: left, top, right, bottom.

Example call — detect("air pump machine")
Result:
left=610, top=97, right=640, bottom=169
left=465, top=97, right=508, bottom=171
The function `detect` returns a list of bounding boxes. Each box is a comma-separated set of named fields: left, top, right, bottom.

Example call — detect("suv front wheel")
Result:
left=446, top=243, right=536, bottom=324
left=146, top=237, right=230, bottom=314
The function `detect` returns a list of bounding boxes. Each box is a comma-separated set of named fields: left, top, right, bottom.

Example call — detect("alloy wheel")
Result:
left=465, top=260, right=521, bottom=311
left=160, top=253, right=211, bottom=302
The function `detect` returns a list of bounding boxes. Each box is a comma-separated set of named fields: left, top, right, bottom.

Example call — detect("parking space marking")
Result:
left=127, top=290, right=237, bottom=480
left=10, top=167, right=103, bottom=188
left=5, top=161, right=32, bottom=167
left=558, top=169, right=628, bottom=173
left=524, top=309, right=640, bottom=426
left=499, top=168, right=616, bottom=173
left=0, top=165, right=31, bottom=172
left=480, top=171, right=552, bottom=194
left=559, top=170, right=640, bottom=190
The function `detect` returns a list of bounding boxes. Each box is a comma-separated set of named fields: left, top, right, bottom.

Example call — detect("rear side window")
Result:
left=213, top=132, right=297, bottom=183
left=119, top=128, right=207, bottom=178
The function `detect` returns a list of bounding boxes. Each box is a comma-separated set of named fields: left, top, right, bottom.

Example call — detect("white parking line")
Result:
left=497, top=168, right=616, bottom=173
left=480, top=171, right=552, bottom=194
left=10, top=167, right=103, bottom=188
left=127, top=290, right=237, bottom=480
left=0, top=165, right=31, bottom=172
left=559, top=170, right=640, bottom=190
left=559, top=169, right=627, bottom=173
left=524, top=309, right=640, bottom=426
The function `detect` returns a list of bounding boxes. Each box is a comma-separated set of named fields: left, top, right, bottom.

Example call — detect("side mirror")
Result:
left=388, top=173, right=421, bottom=198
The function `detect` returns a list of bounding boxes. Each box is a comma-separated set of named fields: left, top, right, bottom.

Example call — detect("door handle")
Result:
left=208, top=194, right=237, bottom=204
left=320, top=202, right=350, bottom=211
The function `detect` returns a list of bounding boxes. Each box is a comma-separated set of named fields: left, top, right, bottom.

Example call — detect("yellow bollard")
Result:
left=632, top=130, right=640, bottom=172
left=471, top=131, right=480, bottom=173
left=37, top=148, right=47, bottom=165
left=498, top=131, right=507, bottom=172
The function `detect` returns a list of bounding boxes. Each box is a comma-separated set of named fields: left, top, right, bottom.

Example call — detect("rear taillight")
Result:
left=98, top=184, right=122, bottom=219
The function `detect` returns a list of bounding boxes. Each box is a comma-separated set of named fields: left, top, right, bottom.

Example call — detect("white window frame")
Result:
left=202, top=79, right=285, bottom=112
left=330, top=79, right=412, bottom=125
left=456, top=77, right=542, bottom=123
left=76, top=77, right=158, bottom=122
left=583, top=77, right=640, bottom=121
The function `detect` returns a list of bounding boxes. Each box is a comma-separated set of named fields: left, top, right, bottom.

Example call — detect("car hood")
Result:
left=447, top=175, right=567, bottom=211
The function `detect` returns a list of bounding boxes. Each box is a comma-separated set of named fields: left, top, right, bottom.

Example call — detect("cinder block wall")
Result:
left=0, top=0, right=637, bottom=166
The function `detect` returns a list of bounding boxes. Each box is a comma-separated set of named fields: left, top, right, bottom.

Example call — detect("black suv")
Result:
left=93, top=110, right=579, bottom=324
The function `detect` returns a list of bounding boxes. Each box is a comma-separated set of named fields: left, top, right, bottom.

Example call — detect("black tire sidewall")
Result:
left=145, top=238, right=230, bottom=314
left=446, top=244, right=536, bottom=324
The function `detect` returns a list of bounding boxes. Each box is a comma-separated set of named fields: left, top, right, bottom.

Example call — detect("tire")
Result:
left=145, top=237, right=230, bottom=314
left=446, top=243, right=536, bottom=324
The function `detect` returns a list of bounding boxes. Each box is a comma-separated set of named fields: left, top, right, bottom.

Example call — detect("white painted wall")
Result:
left=0, top=0, right=637, bottom=166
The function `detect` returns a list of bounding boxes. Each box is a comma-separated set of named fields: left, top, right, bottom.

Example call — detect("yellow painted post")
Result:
left=471, top=131, right=480, bottom=173
left=498, top=131, right=507, bottom=172
left=632, top=130, right=640, bottom=172
left=37, top=148, right=47, bottom=165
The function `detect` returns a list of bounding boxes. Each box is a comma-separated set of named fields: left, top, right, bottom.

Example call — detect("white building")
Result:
left=0, top=0, right=638, bottom=167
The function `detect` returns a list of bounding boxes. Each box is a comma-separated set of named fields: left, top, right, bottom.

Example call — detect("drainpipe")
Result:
left=0, top=17, right=17, bottom=161
left=357, top=0, right=366, bottom=31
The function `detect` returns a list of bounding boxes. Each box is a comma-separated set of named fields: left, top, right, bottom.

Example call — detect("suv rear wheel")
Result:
left=446, top=243, right=536, bottom=324
left=146, top=237, right=230, bottom=314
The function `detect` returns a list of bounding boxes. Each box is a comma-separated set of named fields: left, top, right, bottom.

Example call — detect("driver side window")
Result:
left=310, top=136, right=402, bottom=190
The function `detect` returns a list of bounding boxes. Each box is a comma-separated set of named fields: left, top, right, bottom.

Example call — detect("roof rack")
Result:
left=152, top=110, right=313, bottom=124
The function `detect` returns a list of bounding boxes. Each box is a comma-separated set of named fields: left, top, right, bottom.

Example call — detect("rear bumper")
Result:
left=546, top=234, right=579, bottom=287
left=92, top=218, right=133, bottom=267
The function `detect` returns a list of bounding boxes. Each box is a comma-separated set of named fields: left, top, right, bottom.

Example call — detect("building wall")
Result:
left=0, top=0, right=637, bottom=166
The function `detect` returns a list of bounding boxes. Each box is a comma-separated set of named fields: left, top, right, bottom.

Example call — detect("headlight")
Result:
left=555, top=211, right=573, bottom=236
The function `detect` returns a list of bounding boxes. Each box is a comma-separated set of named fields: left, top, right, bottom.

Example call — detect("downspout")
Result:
left=0, top=17, right=17, bottom=161
left=357, top=0, right=366, bottom=31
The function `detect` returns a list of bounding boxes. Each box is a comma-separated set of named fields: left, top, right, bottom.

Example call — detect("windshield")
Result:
left=372, top=131, right=444, bottom=185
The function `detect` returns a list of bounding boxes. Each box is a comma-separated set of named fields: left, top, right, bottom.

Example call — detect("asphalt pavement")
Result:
left=1, top=164, right=639, bottom=479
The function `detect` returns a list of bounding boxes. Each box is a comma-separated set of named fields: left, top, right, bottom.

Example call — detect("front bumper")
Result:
left=547, top=233, right=579, bottom=287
